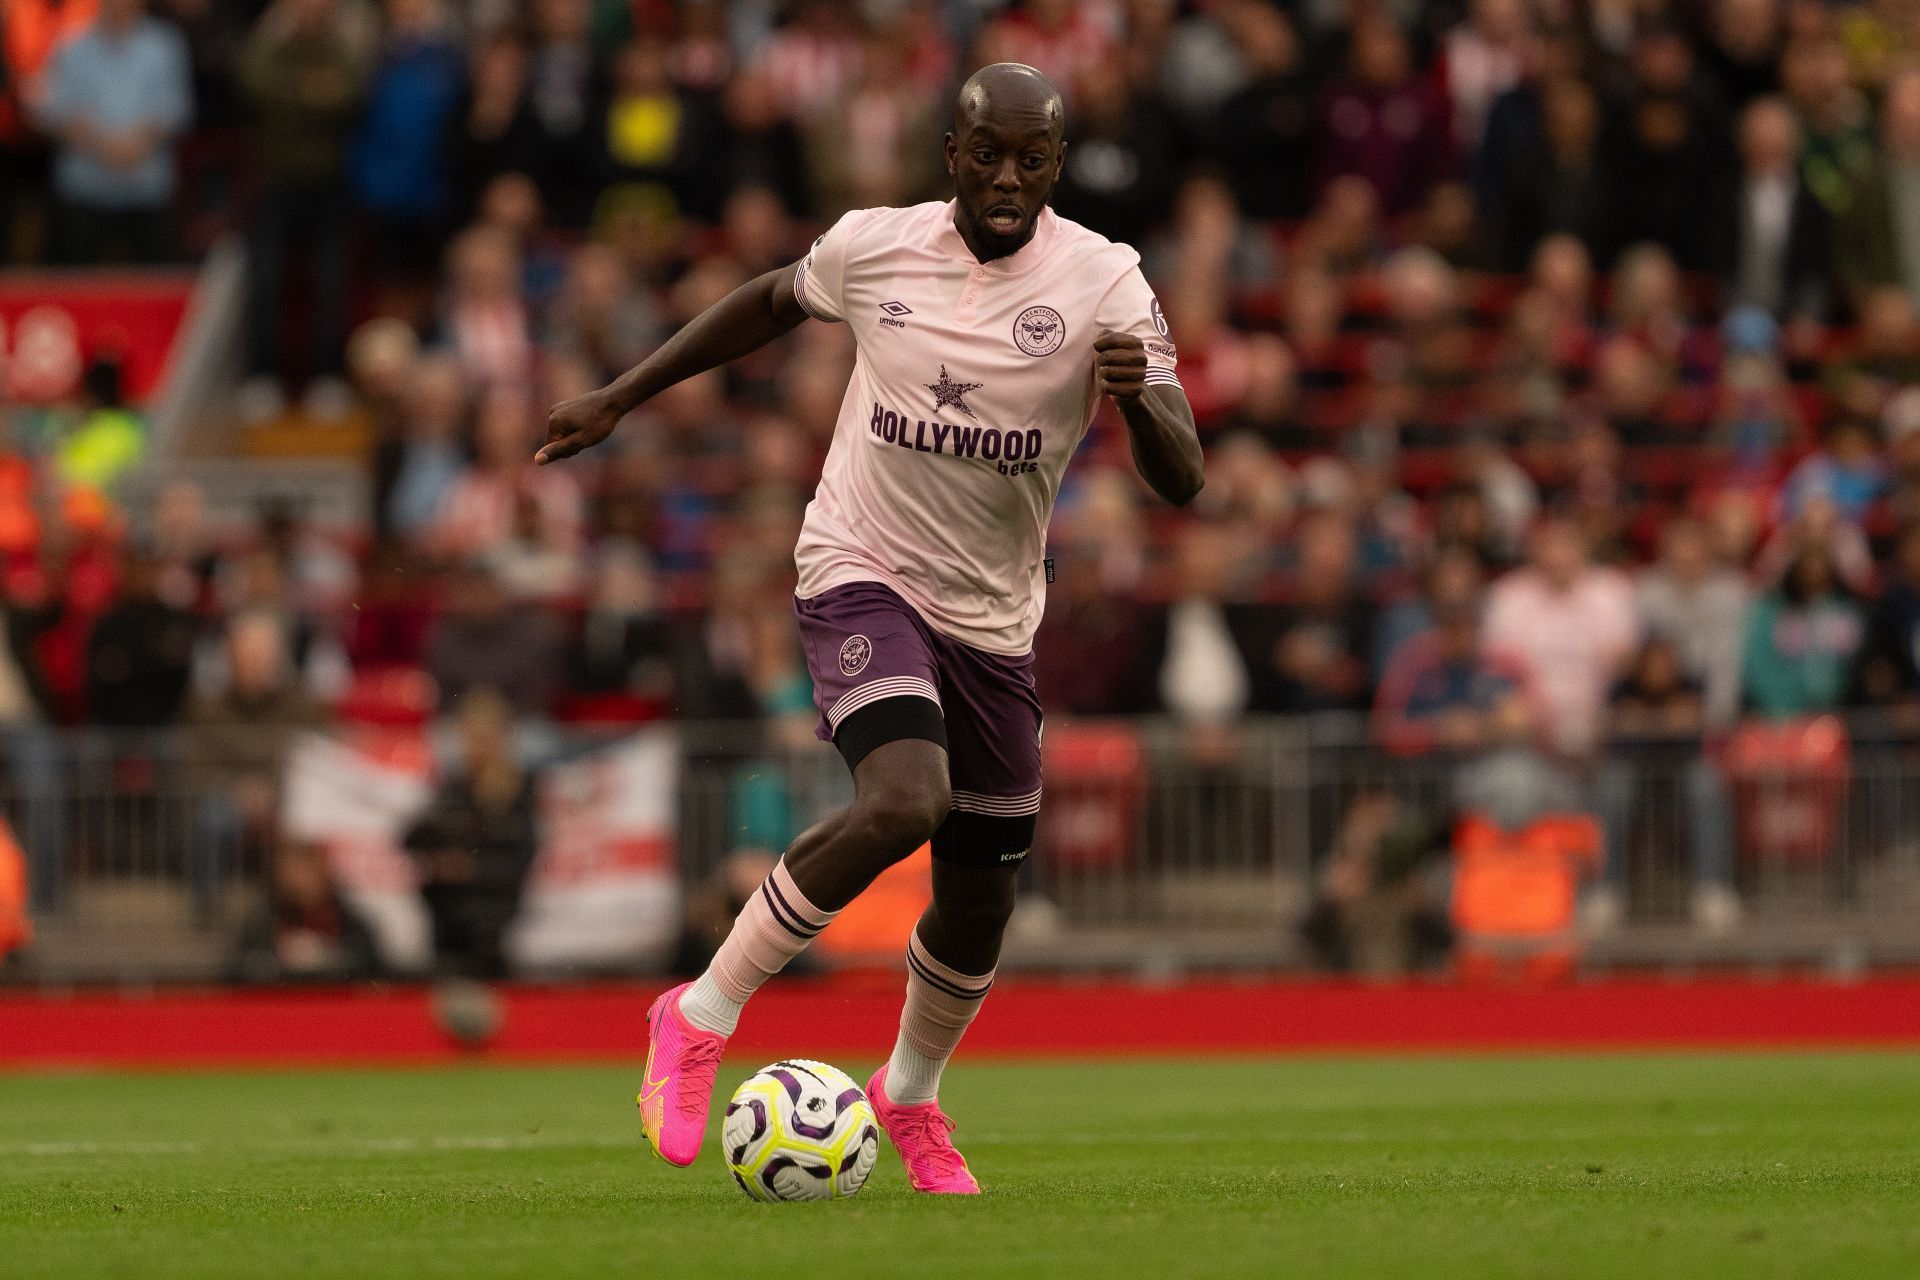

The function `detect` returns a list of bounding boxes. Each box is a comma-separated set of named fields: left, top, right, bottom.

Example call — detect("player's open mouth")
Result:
left=984, top=206, right=1025, bottom=234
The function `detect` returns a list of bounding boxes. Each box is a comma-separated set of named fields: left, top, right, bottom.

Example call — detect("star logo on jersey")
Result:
left=926, top=365, right=982, bottom=419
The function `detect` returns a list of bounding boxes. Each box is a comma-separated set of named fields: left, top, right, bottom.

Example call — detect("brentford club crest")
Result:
left=926, top=364, right=982, bottom=419
left=839, top=634, right=872, bottom=676
left=1013, top=305, right=1066, bottom=356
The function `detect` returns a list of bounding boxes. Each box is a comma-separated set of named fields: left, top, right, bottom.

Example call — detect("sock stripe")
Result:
left=906, top=948, right=991, bottom=1002
left=760, top=881, right=822, bottom=939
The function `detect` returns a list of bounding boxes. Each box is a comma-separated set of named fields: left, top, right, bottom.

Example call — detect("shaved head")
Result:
left=946, top=63, right=1067, bottom=262
left=954, top=63, right=1065, bottom=141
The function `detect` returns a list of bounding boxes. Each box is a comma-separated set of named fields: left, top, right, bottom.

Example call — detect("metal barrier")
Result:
left=7, top=716, right=1920, bottom=982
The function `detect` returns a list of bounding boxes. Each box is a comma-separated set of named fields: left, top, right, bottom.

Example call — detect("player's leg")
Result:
left=640, top=583, right=950, bottom=1166
left=676, top=734, right=950, bottom=1037
left=886, top=857, right=1018, bottom=1099
left=869, top=640, right=1041, bottom=1194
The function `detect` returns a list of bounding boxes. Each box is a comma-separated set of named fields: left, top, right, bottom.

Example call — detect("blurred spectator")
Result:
left=184, top=610, right=326, bottom=917
left=600, top=36, right=725, bottom=221
left=1837, top=66, right=1920, bottom=309
left=84, top=548, right=194, bottom=725
left=1700, top=0, right=1784, bottom=108
left=1636, top=516, right=1750, bottom=729
left=437, top=225, right=535, bottom=391
left=1600, top=22, right=1734, bottom=271
left=805, top=25, right=942, bottom=215
left=1438, top=0, right=1532, bottom=155
left=230, top=840, right=380, bottom=982
left=568, top=541, right=672, bottom=706
left=375, top=352, right=468, bottom=541
left=1780, top=416, right=1888, bottom=525
left=404, top=687, right=539, bottom=978
left=1826, top=285, right=1920, bottom=423
left=977, top=0, right=1111, bottom=104
left=1479, top=73, right=1607, bottom=271
left=1374, top=552, right=1532, bottom=756
left=35, top=0, right=192, bottom=263
left=1316, top=15, right=1454, bottom=217
left=1051, top=61, right=1178, bottom=247
left=238, top=0, right=373, bottom=404
left=1726, top=96, right=1832, bottom=322
left=431, top=389, right=581, bottom=559
left=1484, top=515, right=1640, bottom=757
left=671, top=548, right=807, bottom=723
left=449, top=35, right=542, bottom=215
left=1780, top=30, right=1872, bottom=220
left=1855, top=522, right=1920, bottom=706
left=1266, top=515, right=1375, bottom=712
left=1299, top=788, right=1451, bottom=976
left=1741, top=541, right=1866, bottom=717
left=548, top=242, right=661, bottom=385
left=719, top=63, right=811, bottom=216
left=1151, top=522, right=1260, bottom=725
left=349, top=0, right=464, bottom=289
left=1032, top=541, right=1154, bottom=717
left=424, top=559, right=561, bottom=717
left=1211, top=2, right=1312, bottom=221
left=522, top=0, right=602, bottom=228
left=1595, top=635, right=1741, bottom=935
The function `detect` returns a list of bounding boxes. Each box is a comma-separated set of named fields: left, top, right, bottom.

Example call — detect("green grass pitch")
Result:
left=5, top=1053, right=1918, bottom=1278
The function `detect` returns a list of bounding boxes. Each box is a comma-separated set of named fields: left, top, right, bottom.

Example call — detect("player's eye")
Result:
left=972, top=150, right=995, bottom=165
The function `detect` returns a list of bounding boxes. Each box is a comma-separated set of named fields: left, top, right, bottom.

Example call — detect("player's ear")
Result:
left=944, top=133, right=958, bottom=178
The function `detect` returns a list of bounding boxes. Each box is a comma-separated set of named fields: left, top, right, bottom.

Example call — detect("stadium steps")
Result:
left=14, top=883, right=234, bottom=985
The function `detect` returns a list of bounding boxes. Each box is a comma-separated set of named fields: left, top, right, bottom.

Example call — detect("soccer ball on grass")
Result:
left=723, top=1060, right=879, bottom=1202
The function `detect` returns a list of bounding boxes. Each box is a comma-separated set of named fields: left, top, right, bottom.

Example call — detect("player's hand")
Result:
left=536, top=388, right=625, bottom=464
left=1093, top=329, right=1148, bottom=405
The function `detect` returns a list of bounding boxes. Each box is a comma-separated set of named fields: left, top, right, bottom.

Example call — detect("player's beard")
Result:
left=963, top=199, right=1041, bottom=261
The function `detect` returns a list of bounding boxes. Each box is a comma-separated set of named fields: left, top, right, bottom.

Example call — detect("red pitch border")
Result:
left=5, top=976, right=1920, bottom=1070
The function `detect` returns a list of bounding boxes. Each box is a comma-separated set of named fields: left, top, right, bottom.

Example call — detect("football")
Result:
left=722, top=1060, right=881, bottom=1202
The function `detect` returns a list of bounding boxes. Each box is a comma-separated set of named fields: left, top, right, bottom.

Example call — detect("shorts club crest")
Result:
left=839, top=634, right=873, bottom=676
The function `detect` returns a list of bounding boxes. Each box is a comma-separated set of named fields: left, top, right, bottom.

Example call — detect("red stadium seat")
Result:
left=1038, top=722, right=1147, bottom=871
left=1725, top=717, right=1852, bottom=866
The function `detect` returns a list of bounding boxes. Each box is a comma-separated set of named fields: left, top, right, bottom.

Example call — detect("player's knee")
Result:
left=940, top=874, right=1018, bottom=938
left=854, top=779, right=951, bottom=856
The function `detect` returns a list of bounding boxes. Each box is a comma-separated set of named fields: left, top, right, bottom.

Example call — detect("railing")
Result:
left=8, top=715, right=1920, bottom=983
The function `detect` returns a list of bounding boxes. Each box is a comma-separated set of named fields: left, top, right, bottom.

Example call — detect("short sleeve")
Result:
left=793, top=209, right=865, bottom=323
left=1095, top=264, right=1182, bottom=391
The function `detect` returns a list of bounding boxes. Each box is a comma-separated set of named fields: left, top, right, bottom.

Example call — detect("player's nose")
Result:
left=992, top=159, right=1021, bottom=192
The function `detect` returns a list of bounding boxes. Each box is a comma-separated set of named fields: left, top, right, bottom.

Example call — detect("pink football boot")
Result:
left=636, top=983, right=727, bottom=1167
left=867, top=1065, right=982, bottom=1195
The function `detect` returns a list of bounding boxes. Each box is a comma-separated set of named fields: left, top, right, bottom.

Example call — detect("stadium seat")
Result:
left=1725, top=717, right=1853, bottom=867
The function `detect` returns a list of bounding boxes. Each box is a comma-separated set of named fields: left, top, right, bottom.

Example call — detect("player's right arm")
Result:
left=536, top=262, right=809, bottom=464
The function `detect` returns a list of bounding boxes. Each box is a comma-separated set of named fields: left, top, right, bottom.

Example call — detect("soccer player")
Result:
left=538, top=63, right=1203, bottom=1194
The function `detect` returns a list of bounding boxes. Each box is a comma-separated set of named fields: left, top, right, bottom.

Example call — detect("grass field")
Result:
left=6, top=1053, right=1919, bottom=1279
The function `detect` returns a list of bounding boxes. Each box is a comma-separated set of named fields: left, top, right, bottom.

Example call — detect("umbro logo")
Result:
left=879, top=300, right=911, bottom=330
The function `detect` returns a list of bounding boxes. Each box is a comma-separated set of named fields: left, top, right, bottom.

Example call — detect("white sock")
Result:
left=677, top=971, right=745, bottom=1036
left=885, top=930, right=994, bottom=1106
left=676, top=859, right=836, bottom=1036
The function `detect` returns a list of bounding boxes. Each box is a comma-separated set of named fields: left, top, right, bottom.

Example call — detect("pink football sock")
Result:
left=885, top=929, right=995, bottom=1105
left=678, top=860, right=836, bottom=1035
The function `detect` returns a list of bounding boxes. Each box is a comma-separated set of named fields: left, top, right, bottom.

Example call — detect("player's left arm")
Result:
left=1094, top=330, right=1204, bottom=507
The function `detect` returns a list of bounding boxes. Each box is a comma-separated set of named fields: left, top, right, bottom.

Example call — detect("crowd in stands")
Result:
left=14, top=0, right=1920, bottom=958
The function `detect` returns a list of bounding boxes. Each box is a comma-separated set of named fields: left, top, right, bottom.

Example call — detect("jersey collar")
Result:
left=936, top=201, right=1058, bottom=276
